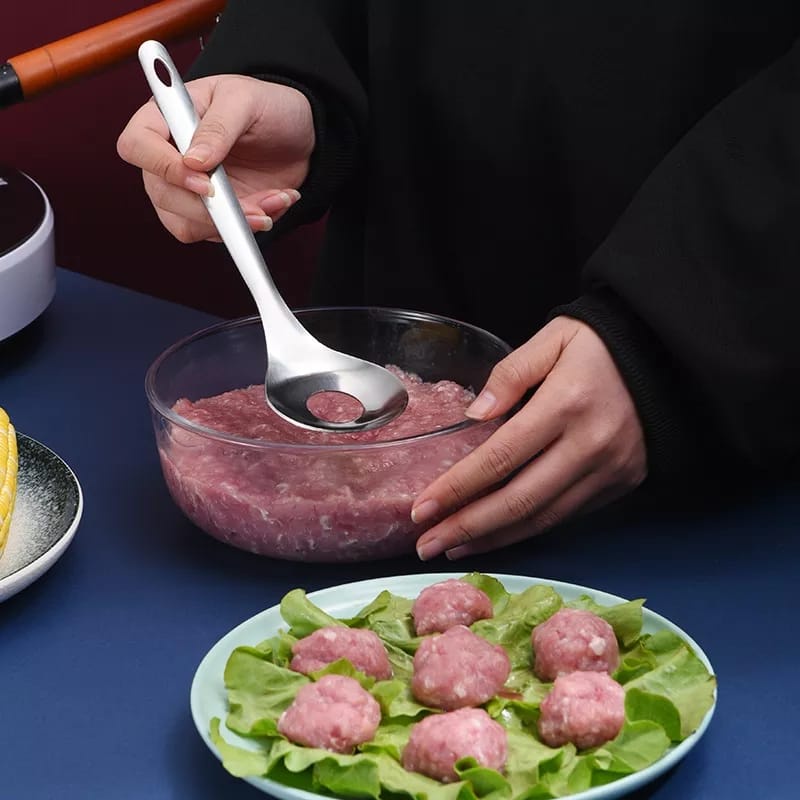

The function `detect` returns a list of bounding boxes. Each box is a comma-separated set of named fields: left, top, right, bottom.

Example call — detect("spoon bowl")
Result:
left=266, top=340, right=411, bottom=431
left=138, top=40, right=408, bottom=431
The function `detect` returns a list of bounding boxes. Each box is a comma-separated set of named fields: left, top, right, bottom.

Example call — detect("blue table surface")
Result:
left=1, top=269, right=797, bottom=800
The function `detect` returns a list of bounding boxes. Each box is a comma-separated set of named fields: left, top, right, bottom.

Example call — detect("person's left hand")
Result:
left=412, top=316, right=648, bottom=560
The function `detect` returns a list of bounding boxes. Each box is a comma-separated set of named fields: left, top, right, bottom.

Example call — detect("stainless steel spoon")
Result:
left=138, top=40, right=408, bottom=432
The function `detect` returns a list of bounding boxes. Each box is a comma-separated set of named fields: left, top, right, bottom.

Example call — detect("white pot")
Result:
left=0, top=168, right=56, bottom=341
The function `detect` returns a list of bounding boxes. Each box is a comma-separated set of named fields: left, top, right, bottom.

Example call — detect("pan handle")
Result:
left=1, top=0, right=226, bottom=108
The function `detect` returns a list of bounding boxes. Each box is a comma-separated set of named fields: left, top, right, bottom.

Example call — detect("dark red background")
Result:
left=2, top=2, right=320, bottom=317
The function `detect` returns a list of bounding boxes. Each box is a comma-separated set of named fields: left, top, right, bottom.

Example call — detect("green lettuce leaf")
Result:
left=624, top=642, right=716, bottom=740
left=310, top=657, right=377, bottom=690
left=371, top=679, right=432, bottom=720
left=253, top=630, right=297, bottom=667
left=460, top=572, right=512, bottom=614
left=345, top=590, right=420, bottom=653
left=223, top=646, right=309, bottom=736
left=209, top=717, right=271, bottom=777
left=280, top=588, right=344, bottom=637
left=472, top=585, right=563, bottom=670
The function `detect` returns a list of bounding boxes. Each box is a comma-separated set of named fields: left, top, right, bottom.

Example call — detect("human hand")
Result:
left=116, top=74, right=315, bottom=242
left=412, top=317, right=648, bottom=559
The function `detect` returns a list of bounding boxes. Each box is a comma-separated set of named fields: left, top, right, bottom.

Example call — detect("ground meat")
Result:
left=306, top=391, right=364, bottom=423
left=531, top=607, right=620, bottom=681
left=175, top=368, right=475, bottom=445
left=277, top=674, right=381, bottom=753
left=537, top=671, right=625, bottom=749
left=402, top=708, right=508, bottom=782
left=290, top=626, right=392, bottom=680
left=161, top=368, right=499, bottom=562
left=411, top=625, right=511, bottom=710
left=412, top=579, right=494, bottom=635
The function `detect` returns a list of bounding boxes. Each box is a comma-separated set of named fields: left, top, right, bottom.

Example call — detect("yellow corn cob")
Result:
left=0, top=406, right=19, bottom=557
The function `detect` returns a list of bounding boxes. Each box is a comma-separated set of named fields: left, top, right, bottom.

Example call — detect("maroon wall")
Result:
left=2, top=2, right=320, bottom=317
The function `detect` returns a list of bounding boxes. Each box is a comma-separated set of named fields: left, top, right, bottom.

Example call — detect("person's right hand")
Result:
left=116, top=74, right=315, bottom=242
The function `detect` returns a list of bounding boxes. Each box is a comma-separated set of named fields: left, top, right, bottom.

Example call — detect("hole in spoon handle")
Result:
left=153, top=58, right=172, bottom=88
left=138, top=39, right=200, bottom=155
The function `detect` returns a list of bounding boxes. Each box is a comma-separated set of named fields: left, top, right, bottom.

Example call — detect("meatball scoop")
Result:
left=412, top=578, right=494, bottom=635
left=277, top=674, right=381, bottom=753
left=531, top=607, right=620, bottom=681
left=537, top=670, right=625, bottom=749
left=402, top=708, right=508, bottom=782
left=290, top=625, right=392, bottom=680
left=412, top=625, right=511, bottom=710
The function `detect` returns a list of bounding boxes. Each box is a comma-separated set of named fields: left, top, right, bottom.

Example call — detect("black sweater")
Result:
left=190, top=0, right=800, bottom=485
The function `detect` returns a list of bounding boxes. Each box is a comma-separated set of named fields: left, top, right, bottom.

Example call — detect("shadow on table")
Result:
left=0, top=310, right=53, bottom=377
left=134, top=457, right=800, bottom=597
left=168, top=709, right=265, bottom=799
left=18, top=432, right=791, bottom=624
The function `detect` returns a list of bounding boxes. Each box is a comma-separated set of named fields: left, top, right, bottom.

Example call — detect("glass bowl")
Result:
left=145, top=307, right=511, bottom=562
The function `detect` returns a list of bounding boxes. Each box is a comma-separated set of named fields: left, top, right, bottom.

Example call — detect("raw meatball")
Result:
left=531, top=607, right=620, bottom=681
left=412, top=579, right=494, bottom=635
left=290, top=626, right=392, bottom=680
left=277, top=674, right=381, bottom=753
left=537, top=671, right=625, bottom=749
left=402, top=708, right=508, bottom=782
left=412, top=625, right=511, bottom=710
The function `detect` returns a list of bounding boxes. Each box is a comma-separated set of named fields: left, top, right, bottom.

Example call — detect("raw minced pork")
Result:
left=277, top=674, right=381, bottom=753
left=531, top=607, right=620, bottom=681
left=161, top=367, right=498, bottom=561
left=411, top=578, right=494, bottom=635
left=537, top=670, right=625, bottom=749
left=411, top=625, right=511, bottom=710
left=290, top=626, right=392, bottom=680
left=402, top=707, right=508, bottom=782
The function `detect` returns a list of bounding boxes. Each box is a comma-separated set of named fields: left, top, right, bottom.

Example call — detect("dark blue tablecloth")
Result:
left=1, top=269, right=797, bottom=800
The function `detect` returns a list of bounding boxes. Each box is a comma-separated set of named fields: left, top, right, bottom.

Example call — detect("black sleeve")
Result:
left=186, top=0, right=368, bottom=227
left=551, top=38, right=800, bottom=484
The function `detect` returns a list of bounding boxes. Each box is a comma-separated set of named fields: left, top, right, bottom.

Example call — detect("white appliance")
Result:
left=0, top=167, right=56, bottom=341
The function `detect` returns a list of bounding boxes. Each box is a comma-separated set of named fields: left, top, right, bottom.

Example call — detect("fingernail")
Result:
left=416, top=539, right=439, bottom=561
left=287, top=189, right=301, bottom=202
left=465, top=390, right=497, bottom=420
left=445, top=546, right=467, bottom=560
left=260, top=190, right=302, bottom=214
left=185, top=175, right=214, bottom=196
left=411, top=498, right=439, bottom=524
left=246, top=214, right=274, bottom=232
left=185, top=144, right=212, bottom=165
left=267, top=191, right=293, bottom=209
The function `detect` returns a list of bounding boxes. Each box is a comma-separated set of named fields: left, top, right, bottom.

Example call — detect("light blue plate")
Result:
left=190, top=573, right=717, bottom=800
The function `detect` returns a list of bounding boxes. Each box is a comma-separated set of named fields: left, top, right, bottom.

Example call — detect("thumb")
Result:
left=182, top=85, right=255, bottom=170
left=465, top=317, right=575, bottom=420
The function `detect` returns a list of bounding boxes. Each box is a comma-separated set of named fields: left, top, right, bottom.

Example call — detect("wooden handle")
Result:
left=7, top=0, right=226, bottom=99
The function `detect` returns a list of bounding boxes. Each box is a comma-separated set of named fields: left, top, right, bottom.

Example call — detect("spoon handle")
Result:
left=137, top=39, right=304, bottom=341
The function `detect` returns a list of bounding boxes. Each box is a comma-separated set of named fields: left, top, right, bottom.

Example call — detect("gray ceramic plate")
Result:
left=0, top=432, right=83, bottom=602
